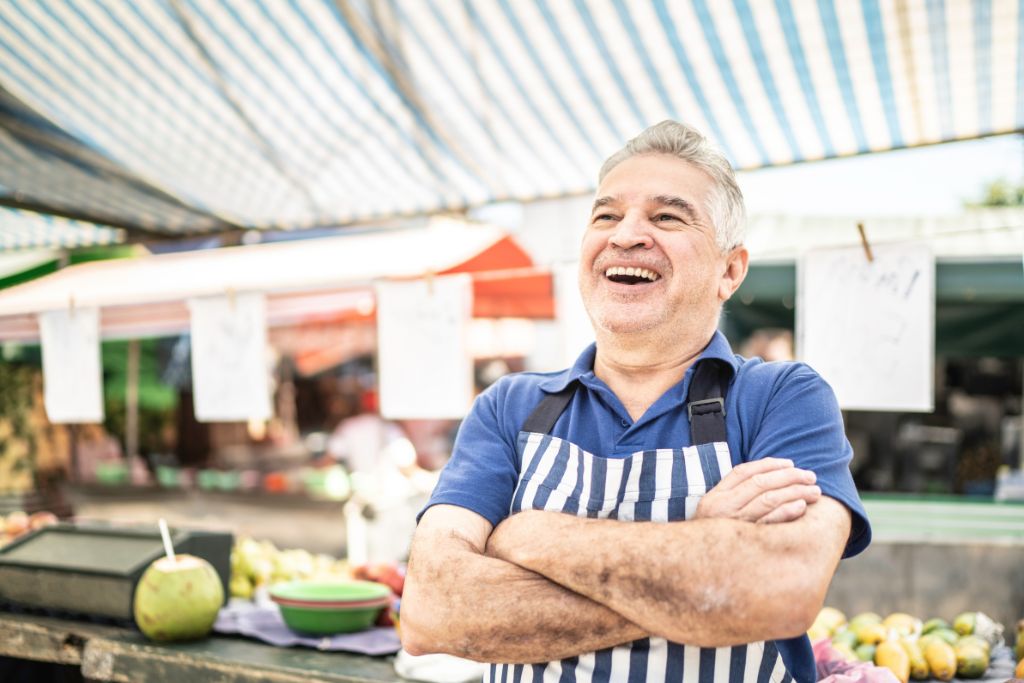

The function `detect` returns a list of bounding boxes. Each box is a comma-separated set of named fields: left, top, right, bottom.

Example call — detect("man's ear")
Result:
left=718, top=246, right=749, bottom=302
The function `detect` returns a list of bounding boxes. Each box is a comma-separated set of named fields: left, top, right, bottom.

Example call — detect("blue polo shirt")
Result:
left=424, top=330, right=871, bottom=682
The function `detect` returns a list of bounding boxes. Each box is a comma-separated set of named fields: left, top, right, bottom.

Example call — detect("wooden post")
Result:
left=125, top=339, right=139, bottom=461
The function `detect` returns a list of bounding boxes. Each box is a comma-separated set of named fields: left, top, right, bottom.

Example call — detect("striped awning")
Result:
left=0, top=0, right=1020, bottom=243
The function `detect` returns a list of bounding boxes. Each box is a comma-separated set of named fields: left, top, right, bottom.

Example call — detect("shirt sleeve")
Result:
left=744, top=362, right=872, bottom=558
left=417, top=379, right=521, bottom=527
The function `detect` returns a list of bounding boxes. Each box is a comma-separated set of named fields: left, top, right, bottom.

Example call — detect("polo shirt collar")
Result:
left=537, top=330, right=739, bottom=394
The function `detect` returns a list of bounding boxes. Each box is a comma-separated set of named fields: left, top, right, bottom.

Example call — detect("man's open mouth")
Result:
left=605, top=266, right=660, bottom=285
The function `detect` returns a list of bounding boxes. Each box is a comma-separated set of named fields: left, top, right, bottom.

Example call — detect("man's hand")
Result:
left=693, top=457, right=820, bottom=524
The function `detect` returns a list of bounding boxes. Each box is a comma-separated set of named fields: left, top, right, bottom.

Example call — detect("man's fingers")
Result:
left=744, top=484, right=820, bottom=521
left=718, top=466, right=817, bottom=512
left=713, top=457, right=794, bottom=491
left=757, top=498, right=808, bottom=524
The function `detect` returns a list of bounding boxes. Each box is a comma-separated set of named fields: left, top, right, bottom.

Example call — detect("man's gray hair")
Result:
left=598, top=120, right=746, bottom=250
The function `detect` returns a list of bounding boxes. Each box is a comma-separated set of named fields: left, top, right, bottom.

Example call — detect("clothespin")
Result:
left=226, top=286, right=236, bottom=310
left=856, top=222, right=874, bottom=263
left=67, top=294, right=76, bottom=317
left=424, top=270, right=435, bottom=296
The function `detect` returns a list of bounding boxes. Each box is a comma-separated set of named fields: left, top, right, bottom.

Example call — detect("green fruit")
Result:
left=922, top=618, right=950, bottom=635
left=855, top=643, right=877, bottom=662
left=832, top=629, right=859, bottom=650
left=953, top=612, right=976, bottom=636
left=931, top=628, right=960, bottom=646
left=954, top=643, right=988, bottom=679
left=1015, top=632, right=1024, bottom=662
left=956, top=634, right=990, bottom=655
left=133, top=555, right=224, bottom=642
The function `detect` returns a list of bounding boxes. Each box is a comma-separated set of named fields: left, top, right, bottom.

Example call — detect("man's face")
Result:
left=578, top=153, right=734, bottom=338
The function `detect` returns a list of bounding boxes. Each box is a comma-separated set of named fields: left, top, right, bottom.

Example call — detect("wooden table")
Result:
left=0, top=611, right=402, bottom=682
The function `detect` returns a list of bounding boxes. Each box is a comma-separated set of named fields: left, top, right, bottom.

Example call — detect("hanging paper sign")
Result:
left=188, top=292, right=272, bottom=422
left=376, top=275, right=473, bottom=419
left=38, top=307, right=104, bottom=423
left=797, top=242, right=934, bottom=412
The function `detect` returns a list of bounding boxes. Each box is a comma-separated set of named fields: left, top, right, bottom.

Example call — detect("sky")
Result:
left=737, top=133, right=1024, bottom=217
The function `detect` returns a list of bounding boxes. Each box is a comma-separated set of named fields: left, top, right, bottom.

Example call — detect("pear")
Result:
left=133, top=555, right=224, bottom=642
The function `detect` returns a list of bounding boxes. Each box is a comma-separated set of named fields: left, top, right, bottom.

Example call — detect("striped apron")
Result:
left=488, top=360, right=795, bottom=683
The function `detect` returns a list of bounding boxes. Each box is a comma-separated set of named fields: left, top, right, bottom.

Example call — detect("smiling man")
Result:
left=400, top=121, right=870, bottom=682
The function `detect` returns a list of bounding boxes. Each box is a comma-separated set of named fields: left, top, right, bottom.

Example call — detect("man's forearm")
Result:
left=401, top=529, right=647, bottom=662
left=487, top=499, right=850, bottom=647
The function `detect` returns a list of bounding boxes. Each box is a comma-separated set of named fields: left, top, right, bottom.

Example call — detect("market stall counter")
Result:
left=0, top=611, right=401, bottom=683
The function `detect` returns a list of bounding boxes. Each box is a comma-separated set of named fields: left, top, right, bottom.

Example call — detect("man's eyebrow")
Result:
left=591, top=196, right=617, bottom=213
left=652, top=195, right=699, bottom=221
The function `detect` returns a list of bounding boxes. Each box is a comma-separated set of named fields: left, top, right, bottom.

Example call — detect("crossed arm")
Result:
left=399, top=458, right=850, bottom=663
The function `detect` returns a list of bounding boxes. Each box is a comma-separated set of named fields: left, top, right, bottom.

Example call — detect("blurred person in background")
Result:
left=328, top=390, right=432, bottom=564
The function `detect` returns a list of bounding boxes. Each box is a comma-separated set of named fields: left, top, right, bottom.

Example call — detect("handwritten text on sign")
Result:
left=798, top=243, right=934, bottom=412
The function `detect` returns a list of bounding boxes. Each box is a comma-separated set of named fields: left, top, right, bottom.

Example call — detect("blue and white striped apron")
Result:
left=487, top=362, right=795, bottom=683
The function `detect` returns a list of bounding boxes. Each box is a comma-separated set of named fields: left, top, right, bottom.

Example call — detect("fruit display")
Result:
left=0, top=510, right=59, bottom=547
left=1016, top=620, right=1024, bottom=679
left=229, top=536, right=356, bottom=599
left=133, top=554, right=224, bottom=642
left=809, top=608, right=1007, bottom=681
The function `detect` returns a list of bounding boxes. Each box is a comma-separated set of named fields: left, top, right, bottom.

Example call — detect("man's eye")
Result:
left=593, top=213, right=616, bottom=221
left=654, top=214, right=679, bottom=222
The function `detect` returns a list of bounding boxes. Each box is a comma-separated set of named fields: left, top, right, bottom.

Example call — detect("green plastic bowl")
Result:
left=269, top=580, right=391, bottom=635
left=276, top=602, right=384, bottom=635
left=269, top=580, right=391, bottom=604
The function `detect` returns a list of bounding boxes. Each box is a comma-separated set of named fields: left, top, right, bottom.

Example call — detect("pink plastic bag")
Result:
left=812, top=638, right=901, bottom=683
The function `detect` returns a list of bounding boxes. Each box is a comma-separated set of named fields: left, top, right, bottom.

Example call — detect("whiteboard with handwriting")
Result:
left=797, top=243, right=934, bottom=412
left=38, top=307, right=104, bottom=423
left=376, top=275, right=474, bottom=419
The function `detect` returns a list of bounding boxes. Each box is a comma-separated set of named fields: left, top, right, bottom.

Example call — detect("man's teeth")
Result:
left=605, top=266, right=659, bottom=282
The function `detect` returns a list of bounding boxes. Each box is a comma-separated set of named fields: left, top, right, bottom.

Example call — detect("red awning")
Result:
left=0, top=221, right=554, bottom=342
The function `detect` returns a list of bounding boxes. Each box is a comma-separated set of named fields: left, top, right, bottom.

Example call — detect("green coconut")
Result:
left=133, top=554, right=224, bottom=642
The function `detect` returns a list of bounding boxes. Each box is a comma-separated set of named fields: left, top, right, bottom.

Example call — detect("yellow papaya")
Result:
left=954, top=643, right=988, bottom=679
left=900, top=639, right=929, bottom=680
left=812, top=606, right=847, bottom=635
left=924, top=640, right=957, bottom=682
left=855, top=622, right=888, bottom=645
left=875, top=640, right=910, bottom=683
left=883, top=613, right=921, bottom=638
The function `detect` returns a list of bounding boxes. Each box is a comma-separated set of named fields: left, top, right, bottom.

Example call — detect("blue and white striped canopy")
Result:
left=0, top=0, right=1020, bottom=247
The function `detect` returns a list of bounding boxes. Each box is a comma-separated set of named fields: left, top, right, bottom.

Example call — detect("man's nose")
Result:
left=609, top=212, right=654, bottom=250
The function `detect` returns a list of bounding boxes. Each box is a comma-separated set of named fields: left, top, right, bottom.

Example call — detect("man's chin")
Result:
left=592, top=312, right=660, bottom=336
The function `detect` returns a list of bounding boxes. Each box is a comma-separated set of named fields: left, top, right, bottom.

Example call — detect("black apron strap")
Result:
left=686, top=359, right=733, bottom=445
left=521, top=381, right=577, bottom=434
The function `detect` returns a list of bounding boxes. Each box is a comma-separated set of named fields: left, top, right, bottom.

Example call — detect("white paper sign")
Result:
left=376, top=275, right=473, bottom=419
left=188, top=293, right=272, bottom=422
left=797, top=243, right=934, bottom=412
left=38, top=307, right=104, bottom=423
left=555, top=261, right=594, bottom=367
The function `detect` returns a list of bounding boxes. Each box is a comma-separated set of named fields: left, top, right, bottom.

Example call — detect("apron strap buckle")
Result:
left=687, top=397, right=726, bottom=419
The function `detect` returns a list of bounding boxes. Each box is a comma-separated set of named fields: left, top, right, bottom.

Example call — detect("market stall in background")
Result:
left=0, top=0, right=1022, bottom=680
